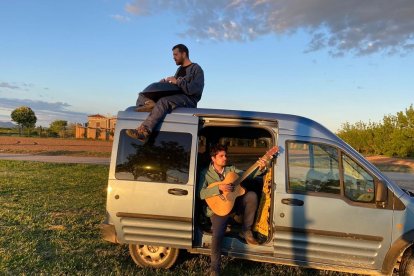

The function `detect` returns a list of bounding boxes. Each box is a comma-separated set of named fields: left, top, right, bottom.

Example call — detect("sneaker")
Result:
left=125, top=126, right=151, bottom=143
left=135, top=100, right=155, bottom=112
left=240, top=230, right=259, bottom=245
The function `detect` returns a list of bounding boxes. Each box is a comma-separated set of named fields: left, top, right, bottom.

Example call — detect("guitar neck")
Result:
left=232, top=146, right=278, bottom=187
left=235, top=162, right=261, bottom=185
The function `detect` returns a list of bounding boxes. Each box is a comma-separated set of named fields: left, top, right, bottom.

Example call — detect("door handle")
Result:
left=281, top=198, right=304, bottom=206
left=168, top=188, right=188, bottom=196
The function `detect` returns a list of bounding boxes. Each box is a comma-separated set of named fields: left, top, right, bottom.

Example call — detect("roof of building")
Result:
left=88, top=114, right=106, bottom=118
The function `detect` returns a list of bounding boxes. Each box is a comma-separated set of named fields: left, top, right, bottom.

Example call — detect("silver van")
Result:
left=101, top=106, right=414, bottom=275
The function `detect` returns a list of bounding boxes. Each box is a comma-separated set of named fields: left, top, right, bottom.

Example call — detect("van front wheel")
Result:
left=400, top=246, right=414, bottom=276
left=129, top=244, right=179, bottom=269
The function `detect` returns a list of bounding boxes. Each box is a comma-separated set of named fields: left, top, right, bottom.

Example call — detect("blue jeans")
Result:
left=136, top=93, right=197, bottom=131
left=209, top=191, right=258, bottom=274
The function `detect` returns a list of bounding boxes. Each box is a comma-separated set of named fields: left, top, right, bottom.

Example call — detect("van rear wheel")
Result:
left=400, top=246, right=414, bottom=276
left=129, top=244, right=179, bottom=269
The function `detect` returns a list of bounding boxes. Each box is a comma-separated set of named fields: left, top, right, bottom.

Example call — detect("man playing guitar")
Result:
left=198, top=144, right=268, bottom=276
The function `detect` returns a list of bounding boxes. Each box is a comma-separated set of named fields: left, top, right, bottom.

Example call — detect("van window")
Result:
left=287, top=141, right=340, bottom=194
left=115, top=130, right=192, bottom=184
left=198, top=126, right=272, bottom=171
left=342, top=154, right=375, bottom=202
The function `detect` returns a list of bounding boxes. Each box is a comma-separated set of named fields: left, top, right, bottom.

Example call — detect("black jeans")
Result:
left=136, top=93, right=197, bottom=131
left=209, top=191, right=258, bottom=274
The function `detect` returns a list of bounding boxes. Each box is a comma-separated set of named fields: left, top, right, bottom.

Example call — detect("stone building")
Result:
left=75, top=114, right=117, bottom=140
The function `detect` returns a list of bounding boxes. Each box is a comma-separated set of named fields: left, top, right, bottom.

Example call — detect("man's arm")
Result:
left=176, top=64, right=204, bottom=98
left=198, top=170, right=220, bottom=200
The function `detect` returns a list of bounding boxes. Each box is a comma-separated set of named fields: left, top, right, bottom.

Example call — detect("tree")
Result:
left=49, top=120, right=68, bottom=138
left=337, top=104, right=414, bottom=158
left=10, top=106, right=37, bottom=136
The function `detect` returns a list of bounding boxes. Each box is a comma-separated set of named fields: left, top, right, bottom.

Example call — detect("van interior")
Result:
left=195, top=124, right=275, bottom=246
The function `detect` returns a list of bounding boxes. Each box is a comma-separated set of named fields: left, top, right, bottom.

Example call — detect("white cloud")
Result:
left=0, top=82, right=20, bottom=90
left=125, top=0, right=153, bottom=16
left=124, top=0, right=414, bottom=56
left=0, top=98, right=88, bottom=126
left=110, top=14, right=131, bottom=22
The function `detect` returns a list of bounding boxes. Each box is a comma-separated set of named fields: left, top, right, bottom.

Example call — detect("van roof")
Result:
left=121, top=106, right=338, bottom=141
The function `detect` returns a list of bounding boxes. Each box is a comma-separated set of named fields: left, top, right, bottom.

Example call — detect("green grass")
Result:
left=0, top=160, right=357, bottom=275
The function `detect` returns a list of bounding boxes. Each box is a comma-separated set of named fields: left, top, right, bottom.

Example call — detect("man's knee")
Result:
left=136, top=93, right=149, bottom=106
left=151, top=97, right=173, bottom=114
left=156, top=97, right=175, bottom=109
left=244, top=191, right=258, bottom=206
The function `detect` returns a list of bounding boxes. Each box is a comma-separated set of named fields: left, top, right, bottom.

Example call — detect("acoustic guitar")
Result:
left=205, top=146, right=279, bottom=216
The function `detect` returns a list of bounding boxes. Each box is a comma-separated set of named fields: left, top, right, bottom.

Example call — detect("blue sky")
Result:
left=1, top=0, right=413, bottom=132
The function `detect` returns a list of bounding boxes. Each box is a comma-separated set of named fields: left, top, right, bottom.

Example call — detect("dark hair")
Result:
left=172, top=44, right=189, bottom=58
left=210, top=144, right=227, bottom=157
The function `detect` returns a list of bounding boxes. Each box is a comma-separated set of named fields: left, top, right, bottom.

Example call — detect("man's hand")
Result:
left=257, top=158, right=267, bottom=171
left=219, top=183, right=234, bottom=192
left=165, top=76, right=177, bottom=84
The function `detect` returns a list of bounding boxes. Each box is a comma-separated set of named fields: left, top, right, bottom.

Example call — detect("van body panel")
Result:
left=273, top=192, right=392, bottom=269
left=274, top=134, right=393, bottom=270
left=107, top=111, right=199, bottom=249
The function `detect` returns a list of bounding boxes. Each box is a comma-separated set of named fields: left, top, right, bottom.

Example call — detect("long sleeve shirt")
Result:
left=197, top=163, right=263, bottom=217
left=174, top=63, right=204, bottom=104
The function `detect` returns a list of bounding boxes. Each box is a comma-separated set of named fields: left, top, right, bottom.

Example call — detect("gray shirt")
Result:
left=174, top=63, right=204, bottom=103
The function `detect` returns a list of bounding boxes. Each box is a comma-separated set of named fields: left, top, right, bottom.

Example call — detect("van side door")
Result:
left=274, top=138, right=393, bottom=271
left=107, top=112, right=199, bottom=249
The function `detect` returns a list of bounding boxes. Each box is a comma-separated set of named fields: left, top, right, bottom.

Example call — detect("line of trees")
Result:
left=337, top=105, right=414, bottom=158
left=9, top=106, right=75, bottom=138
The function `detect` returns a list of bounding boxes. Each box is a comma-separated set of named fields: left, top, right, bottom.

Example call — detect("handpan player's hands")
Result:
left=165, top=76, right=177, bottom=84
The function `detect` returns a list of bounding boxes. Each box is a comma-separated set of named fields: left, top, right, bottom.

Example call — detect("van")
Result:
left=101, top=106, right=414, bottom=275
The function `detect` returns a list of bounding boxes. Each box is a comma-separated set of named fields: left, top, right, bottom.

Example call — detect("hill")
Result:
left=0, top=121, right=16, bottom=128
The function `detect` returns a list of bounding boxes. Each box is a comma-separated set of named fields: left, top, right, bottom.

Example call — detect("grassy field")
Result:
left=0, top=160, right=359, bottom=275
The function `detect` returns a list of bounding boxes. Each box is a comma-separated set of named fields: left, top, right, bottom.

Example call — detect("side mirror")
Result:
left=375, top=181, right=388, bottom=208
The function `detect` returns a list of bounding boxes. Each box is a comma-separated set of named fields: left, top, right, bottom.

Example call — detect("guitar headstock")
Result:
left=263, top=146, right=279, bottom=160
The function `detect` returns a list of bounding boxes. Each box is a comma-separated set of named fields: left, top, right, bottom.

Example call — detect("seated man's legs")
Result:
left=142, top=94, right=196, bottom=132
left=127, top=94, right=196, bottom=142
left=136, top=93, right=155, bottom=112
left=237, top=191, right=259, bottom=245
left=210, top=214, right=230, bottom=275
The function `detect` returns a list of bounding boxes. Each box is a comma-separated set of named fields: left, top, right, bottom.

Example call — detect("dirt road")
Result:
left=0, top=153, right=109, bottom=165
left=0, top=136, right=112, bottom=154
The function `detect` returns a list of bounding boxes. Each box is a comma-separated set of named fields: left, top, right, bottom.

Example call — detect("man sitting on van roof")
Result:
left=126, top=44, right=204, bottom=142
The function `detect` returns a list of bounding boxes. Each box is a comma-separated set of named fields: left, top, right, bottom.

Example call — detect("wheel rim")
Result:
left=136, top=245, right=172, bottom=265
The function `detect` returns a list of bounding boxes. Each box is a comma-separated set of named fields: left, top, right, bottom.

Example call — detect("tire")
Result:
left=129, top=244, right=179, bottom=269
left=400, top=246, right=414, bottom=276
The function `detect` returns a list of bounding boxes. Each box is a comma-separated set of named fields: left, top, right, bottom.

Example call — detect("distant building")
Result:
left=75, top=114, right=117, bottom=141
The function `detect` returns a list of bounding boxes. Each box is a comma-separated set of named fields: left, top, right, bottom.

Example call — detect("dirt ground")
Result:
left=0, top=136, right=112, bottom=155
left=366, top=155, right=414, bottom=172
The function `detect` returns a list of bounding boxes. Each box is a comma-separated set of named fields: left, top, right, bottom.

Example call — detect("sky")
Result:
left=1, top=0, right=413, bottom=132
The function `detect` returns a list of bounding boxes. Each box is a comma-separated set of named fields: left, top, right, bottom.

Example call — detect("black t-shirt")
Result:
left=176, top=64, right=192, bottom=78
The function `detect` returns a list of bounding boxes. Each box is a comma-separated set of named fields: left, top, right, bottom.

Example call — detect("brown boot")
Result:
left=240, top=230, right=259, bottom=245
left=135, top=100, right=155, bottom=112
left=125, top=125, right=151, bottom=143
